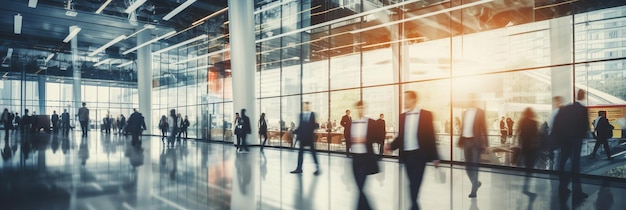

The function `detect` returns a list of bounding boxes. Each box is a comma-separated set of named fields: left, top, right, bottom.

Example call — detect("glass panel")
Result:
left=329, top=89, right=360, bottom=153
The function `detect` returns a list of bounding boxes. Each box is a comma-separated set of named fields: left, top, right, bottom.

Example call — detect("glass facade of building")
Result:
left=2, top=0, right=626, bottom=180
left=151, top=0, right=626, bottom=178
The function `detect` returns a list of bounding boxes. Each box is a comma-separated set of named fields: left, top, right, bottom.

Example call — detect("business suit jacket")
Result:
left=345, top=118, right=378, bottom=154
left=241, top=115, right=251, bottom=134
left=389, top=110, right=440, bottom=162
left=459, top=108, right=489, bottom=149
left=552, top=102, right=589, bottom=142
left=295, top=112, right=317, bottom=145
left=341, top=115, right=351, bottom=142
left=374, top=119, right=386, bottom=143
left=594, top=116, right=613, bottom=139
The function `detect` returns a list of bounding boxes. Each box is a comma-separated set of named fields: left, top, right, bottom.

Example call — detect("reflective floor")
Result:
left=1, top=130, right=626, bottom=210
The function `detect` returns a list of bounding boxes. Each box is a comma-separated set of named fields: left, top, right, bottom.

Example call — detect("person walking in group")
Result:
left=516, top=107, right=540, bottom=193
left=61, top=109, right=70, bottom=136
left=348, top=101, right=380, bottom=210
left=385, top=91, right=440, bottom=209
left=290, top=101, right=321, bottom=175
left=500, top=117, right=507, bottom=144
left=180, top=115, right=190, bottom=140
left=236, top=109, right=251, bottom=153
left=127, top=109, right=146, bottom=146
left=118, top=114, right=126, bottom=135
left=175, top=113, right=183, bottom=141
left=159, top=115, right=168, bottom=141
left=78, top=102, right=90, bottom=137
left=167, top=110, right=178, bottom=147
left=51, top=111, right=59, bottom=133
left=590, top=111, right=614, bottom=159
left=341, top=109, right=352, bottom=157
left=1, top=109, right=11, bottom=139
left=552, top=89, right=590, bottom=200
left=457, top=93, right=488, bottom=198
left=259, top=113, right=268, bottom=151
left=375, top=114, right=386, bottom=158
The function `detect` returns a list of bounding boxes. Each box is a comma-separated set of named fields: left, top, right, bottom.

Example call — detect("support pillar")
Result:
left=37, top=75, right=46, bottom=115
left=71, top=35, right=82, bottom=119
left=228, top=1, right=257, bottom=210
left=137, top=30, right=152, bottom=134
left=229, top=0, right=257, bottom=143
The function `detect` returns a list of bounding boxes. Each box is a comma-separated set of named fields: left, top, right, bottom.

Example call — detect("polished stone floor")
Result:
left=1, top=130, right=626, bottom=210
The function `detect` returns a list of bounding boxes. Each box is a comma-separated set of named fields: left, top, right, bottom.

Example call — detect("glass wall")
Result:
left=152, top=0, right=626, bottom=179
left=0, top=76, right=138, bottom=131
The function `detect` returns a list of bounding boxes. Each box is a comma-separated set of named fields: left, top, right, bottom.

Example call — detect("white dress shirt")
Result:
left=462, top=108, right=477, bottom=138
left=351, top=117, right=368, bottom=154
left=403, top=108, right=420, bottom=151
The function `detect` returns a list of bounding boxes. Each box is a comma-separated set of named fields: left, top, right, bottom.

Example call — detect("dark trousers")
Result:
left=179, top=128, right=188, bottom=139
left=131, top=131, right=141, bottom=145
left=80, top=121, right=88, bottom=136
left=352, top=153, right=372, bottom=210
left=3, top=123, right=10, bottom=138
left=557, top=138, right=583, bottom=193
left=522, top=149, right=538, bottom=191
left=463, top=137, right=481, bottom=192
left=52, top=122, right=58, bottom=133
left=260, top=131, right=268, bottom=148
left=237, top=134, right=248, bottom=151
left=403, top=150, right=427, bottom=210
left=344, top=133, right=351, bottom=155
left=591, top=138, right=611, bottom=158
left=161, top=128, right=167, bottom=138
left=295, top=141, right=319, bottom=170
left=62, top=122, right=70, bottom=136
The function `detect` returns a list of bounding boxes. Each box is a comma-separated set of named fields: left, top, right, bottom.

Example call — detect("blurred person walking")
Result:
left=457, top=93, right=488, bottom=198
left=552, top=89, right=590, bottom=200
left=590, top=111, right=614, bottom=159
left=127, top=109, right=146, bottom=146
left=78, top=102, right=90, bottom=137
left=349, top=101, right=380, bottom=210
left=385, top=91, right=440, bottom=209
left=516, top=107, right=540, bottom=193
left=290, top=102, right=321, bottom=175
left=61, top=109, right=70, bottom=136
left=259, top=113, right=268, bottom=151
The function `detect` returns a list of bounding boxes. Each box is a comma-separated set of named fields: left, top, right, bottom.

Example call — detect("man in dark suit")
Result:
left=375, top=113, right=386, bottom=158
left=341, top=109, right=352, bottom=157
left=386, top=91, right=440, bottom=210
left=552, top=89, right=590, bottom=200
left=51, top=111, right=59, bottom=133
left=590, top=111, right=614, bottom=159
left=457, top=93, right=488, bottom=198
left=348, top=101, right=380, bottom=210
left=290, top=101, right=321, bottom=175
left=238, top=109, right=252, bottom=153
left=61, top=109, right=70, bottom=136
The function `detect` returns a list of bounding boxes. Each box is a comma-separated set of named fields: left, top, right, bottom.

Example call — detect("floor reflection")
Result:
left=0, top=131, right=626, bottom=210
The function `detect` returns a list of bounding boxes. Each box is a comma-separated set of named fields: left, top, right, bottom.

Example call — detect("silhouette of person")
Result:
left=236, top=109, right=251, bottom=153
left=78, top=102, right=90, bottom=137
left=457, top=93, right=488, bottom=198
left=290, top=101, right=321, bottom=175
left=61, top=109, right=70, bottom=136
left=499, top=117, right=507, bottom=144
left=259, top=113, right=268, bottom=151
left=127, top=109, right=147, bottom=146
left=386, top=91, right=440, bottom=209
left=341, top=109, right=352, bottom=157
left=516, top=107, right=540, bottom=192
left=590, top=111, right=614, bottom=159
left=348, top=101, right=379, bottom=210
left=552, top=89, right=589, bottom=200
